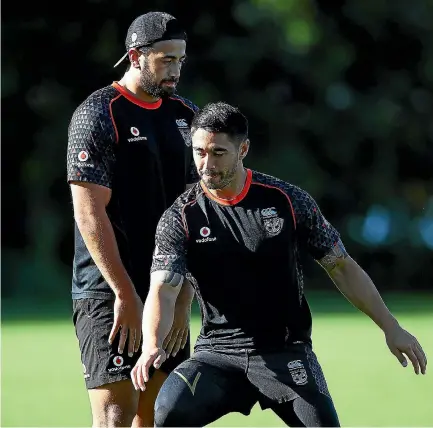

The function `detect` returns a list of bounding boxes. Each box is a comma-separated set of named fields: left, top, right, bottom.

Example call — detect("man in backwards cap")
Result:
left=67, top=12, right=198, bottom=427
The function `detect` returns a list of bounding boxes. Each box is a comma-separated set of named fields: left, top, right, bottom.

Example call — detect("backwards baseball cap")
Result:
left=114, top=12, right=187, bottom=68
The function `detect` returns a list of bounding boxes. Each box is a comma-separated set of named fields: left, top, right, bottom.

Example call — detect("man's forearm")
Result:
left=176, top=279, right=195, bottom=306
left=76, top=211, right=135, bottom=298
left=329, top=257, right=399, bottom=332
left=142, top=285, right=177, bottom=348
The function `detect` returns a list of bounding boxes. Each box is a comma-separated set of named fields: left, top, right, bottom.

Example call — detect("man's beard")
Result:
left=200, top=161, right=238, bottom=190
left=139, top=64, right=177, bottom=99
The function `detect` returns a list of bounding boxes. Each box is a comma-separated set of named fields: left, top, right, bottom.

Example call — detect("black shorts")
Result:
left=154, top=344, right=339, bottom=427
left=73, top=298, right=190, bottom=389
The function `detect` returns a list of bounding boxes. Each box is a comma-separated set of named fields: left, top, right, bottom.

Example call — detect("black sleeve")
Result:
left=67, top=101, right=117, bottom=188
left=292, top=188, right=341, bottom=260
left=151, top=205, right=188, bottom=276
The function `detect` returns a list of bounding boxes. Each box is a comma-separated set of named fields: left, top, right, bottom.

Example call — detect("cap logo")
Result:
left=131, top=32, right=137, bottom=42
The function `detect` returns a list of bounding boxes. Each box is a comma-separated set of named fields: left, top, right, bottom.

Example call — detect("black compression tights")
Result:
left=269, top=395, right=340, bottom=427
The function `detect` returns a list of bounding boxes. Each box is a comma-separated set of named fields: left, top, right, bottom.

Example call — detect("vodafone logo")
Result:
left=78, top=151, right=89, bottom=162
left=113, top=356, right=124, bottom=367
left=128, top=127, right=147, bottom=143
left=200, top=227, right=211, bottom=237
left=197, top=227, right=216, bottom=243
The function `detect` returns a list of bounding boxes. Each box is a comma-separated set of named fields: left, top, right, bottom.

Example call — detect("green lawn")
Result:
left=2, top=294, right=433, bottom=427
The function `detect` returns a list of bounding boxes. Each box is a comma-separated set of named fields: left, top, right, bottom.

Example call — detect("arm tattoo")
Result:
left=152, top=270, right=184, bottom=287
left=317, top=240, right=348, bottom=273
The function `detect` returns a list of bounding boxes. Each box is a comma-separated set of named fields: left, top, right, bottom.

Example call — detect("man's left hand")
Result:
left=385, top=324, right=427, bottom=375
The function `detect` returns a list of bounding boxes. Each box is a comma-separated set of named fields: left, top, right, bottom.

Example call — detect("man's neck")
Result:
left=206, top=167, right=247, bottom=201
left=117, top=74, right=159, bottom=104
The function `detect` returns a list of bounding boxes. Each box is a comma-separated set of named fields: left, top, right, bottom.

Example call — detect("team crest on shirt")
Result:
left=176, top=118, right=192, bottom=147
left=287, top=360, right=308, bottom=386
left=261, top=207, right=284, bottom=237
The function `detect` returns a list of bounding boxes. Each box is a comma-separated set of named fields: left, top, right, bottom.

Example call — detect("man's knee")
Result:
left=292, top=395, right=340, bottom=427
left=88, top=380, right=139, bottom=427
left=92, top=402, right=136, bottom=427
left=154, top=392, right=188, bottom=427
left=154, top=403, right=169, bottom=427
left=154, top=358, right=227, bottom=427
left=133, top=370, right=168, bottom=428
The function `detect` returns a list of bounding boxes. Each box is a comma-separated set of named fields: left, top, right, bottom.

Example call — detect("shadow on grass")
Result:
left=2, top=290, right=432, bottom=324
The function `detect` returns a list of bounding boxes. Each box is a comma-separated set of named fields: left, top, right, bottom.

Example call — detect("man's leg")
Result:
left=133, top=334, right=191, bottom=427
left=268, top=394, right=340, bottom=427
left=73, top=298, right=143, bottom=426
left=133, top=370, right=167, bottom=427
left=247, top=343, right=340, bottom=427
left=90, top=370, right=171, bottom=427
left=154, top=352, right=257, bottom=427
left=88, top=380, right=139, bottom=427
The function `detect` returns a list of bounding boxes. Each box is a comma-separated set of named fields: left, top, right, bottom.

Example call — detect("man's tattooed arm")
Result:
left=317, top=240, right=348, bottom=274
left=151, top=270, right=185, bottom=288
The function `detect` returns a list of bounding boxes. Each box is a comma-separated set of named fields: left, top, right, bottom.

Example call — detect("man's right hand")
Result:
left=131, top=346, right=166, bottom=391
left=108, top=291, right=143, bottom=357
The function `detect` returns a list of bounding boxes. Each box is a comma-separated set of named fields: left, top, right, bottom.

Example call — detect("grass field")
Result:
left=2, top=292, right=432, bottom=427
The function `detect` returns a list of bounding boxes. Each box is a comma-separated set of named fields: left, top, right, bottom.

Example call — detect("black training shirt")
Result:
left=67, top=82, right=198, bottom=300
left=151, top=169, right=341, bottom=351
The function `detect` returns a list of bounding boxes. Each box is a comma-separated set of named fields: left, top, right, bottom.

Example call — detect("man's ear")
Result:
left=128, top=49, right=141, bottom=69
left=239, top=139, right=250, bottom=159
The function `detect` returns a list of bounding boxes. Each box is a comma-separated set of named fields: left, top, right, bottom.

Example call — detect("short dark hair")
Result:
left=191, top=102, right=248, bottom=145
